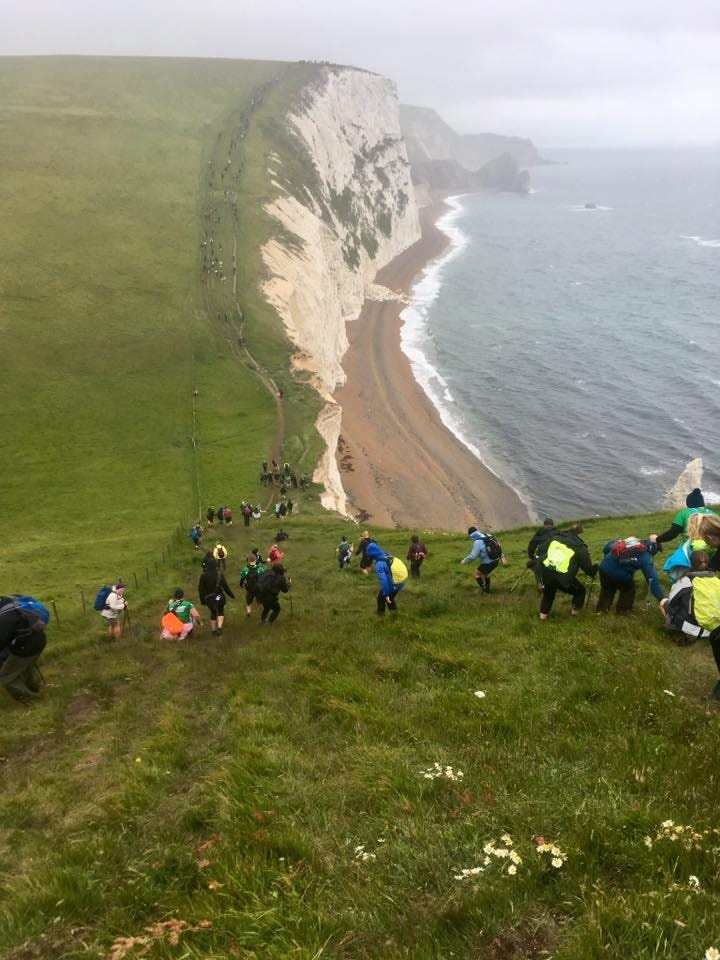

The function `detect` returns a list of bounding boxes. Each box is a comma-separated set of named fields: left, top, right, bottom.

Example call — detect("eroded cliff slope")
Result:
left=262, top=66, right=420, bottom=513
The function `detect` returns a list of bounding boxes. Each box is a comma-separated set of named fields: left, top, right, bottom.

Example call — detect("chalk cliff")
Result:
left=262, top=67, right=420, bottom=514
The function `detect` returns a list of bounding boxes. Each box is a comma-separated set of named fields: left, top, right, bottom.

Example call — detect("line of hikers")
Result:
left=259, top=459, right=310, bottom=490
left=7, top=490, right=720, bottom=704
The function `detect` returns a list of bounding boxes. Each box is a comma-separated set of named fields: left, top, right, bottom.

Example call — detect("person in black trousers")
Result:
left=198, top=559, right=235, bottom=636
left=255, top=564, right=291, bottom=623
left=539, top=526, right=597, bottom=620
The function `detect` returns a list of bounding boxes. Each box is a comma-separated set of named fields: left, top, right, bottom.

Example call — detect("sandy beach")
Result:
left=333, top=197, right=531, bottom=532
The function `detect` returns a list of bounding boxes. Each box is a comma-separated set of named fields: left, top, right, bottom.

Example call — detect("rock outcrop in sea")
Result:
left=664, top=457, right=704, bottom=510
left=261, top=66, right=421, bottom=514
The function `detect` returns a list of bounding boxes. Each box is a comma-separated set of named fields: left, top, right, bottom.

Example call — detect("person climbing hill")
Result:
left=0, top=596, right=49, bottom=703
left=407, top=535, right=428, bottom=578
left=537, top=525, right=597, bottom=620
left=596, top=535, right=665, bottom=614
left=460, top=527, right=504, bottom=593
left=161, top=589, right=202, bottom=639
left=255, top=564, right=291, bottom=623
left=198, top=559, right=235, bottom=637
left=240, top=554, right=266, bottom=617
left=366, top=541, right=405, bottom=615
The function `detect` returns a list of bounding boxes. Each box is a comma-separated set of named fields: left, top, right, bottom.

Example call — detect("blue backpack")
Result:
left=0, top=595, right=50, bottom=624
left=93, top=585, right=112, bottom=611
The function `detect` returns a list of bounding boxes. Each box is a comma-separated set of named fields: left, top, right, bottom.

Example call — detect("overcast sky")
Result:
left=2, top=0, right=719, bottom=147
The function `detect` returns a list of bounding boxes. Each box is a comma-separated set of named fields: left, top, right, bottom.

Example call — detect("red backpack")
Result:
left=610, top=539, right=647, bottom=567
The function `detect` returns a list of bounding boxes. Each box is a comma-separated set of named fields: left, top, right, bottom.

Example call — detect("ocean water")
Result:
left=400, top=148, right=720, bottom=521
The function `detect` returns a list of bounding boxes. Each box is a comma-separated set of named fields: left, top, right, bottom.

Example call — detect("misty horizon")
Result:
left=2, top=0, right=719, bottom=149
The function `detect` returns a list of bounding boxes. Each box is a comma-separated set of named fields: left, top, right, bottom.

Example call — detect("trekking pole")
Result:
left=123, top=605, right=132, bottom=637
left=510, top=567, right=530, bottom=594
left=586, top=573, right=597, bottom=609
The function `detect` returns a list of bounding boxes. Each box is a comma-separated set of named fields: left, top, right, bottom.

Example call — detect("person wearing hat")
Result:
left=0, top=596, right=49, bottom=702
left=596, top=535, right=665, bottom=614
left=102, top=582, right=127, bottom=640
left=161, top=589, right=202, bottom=640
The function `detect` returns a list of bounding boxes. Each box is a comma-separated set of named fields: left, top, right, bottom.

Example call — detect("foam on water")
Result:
left=406, top=148, right=720, bottom=519
left=681, top=235, right=720, bottom=248
left=399, top=196, right=534, bottom=515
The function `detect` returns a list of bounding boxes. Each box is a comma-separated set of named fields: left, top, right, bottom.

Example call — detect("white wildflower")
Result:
left=507, top=864, right=517, bottom=876
left=474, top=690, right=486, bottom=699
left=705, top=948, right=720, bottom=960
left=551, top=857, right=563, bottom=868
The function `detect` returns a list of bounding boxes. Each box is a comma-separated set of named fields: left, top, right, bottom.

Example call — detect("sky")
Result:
left=2, top=0, right=719, bottom=147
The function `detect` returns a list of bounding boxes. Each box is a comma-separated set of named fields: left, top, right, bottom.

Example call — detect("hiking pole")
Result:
left=586, top=573, right=597, bottom=609
left=510, top=567, right=530, bottom=594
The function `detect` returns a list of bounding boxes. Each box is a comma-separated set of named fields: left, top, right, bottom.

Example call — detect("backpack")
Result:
left=610, top=539, right=647, bottom=567
left=0, top=595, right=50, bottom=624
left=390, top=557, right=409, bottom=584
left=543, top=540, right=575, bottom=573
left=215, top=546, right=227, bottom=560
left=483, top=534, right=503, bottom=561
left=693, top=577, right=720, bottom=632
left=255, top=569, right=276, bottom=599
left=665, top=574, right=720, bottom=643
left=339, top=541, right=351, bottom=558
left=94, top=585, right=112, bottom=611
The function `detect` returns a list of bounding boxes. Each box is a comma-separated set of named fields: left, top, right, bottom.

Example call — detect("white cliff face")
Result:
left=261, top=67, right=421, bottom=514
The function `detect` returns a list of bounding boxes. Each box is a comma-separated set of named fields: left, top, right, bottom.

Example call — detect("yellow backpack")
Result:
left=692, top=577, right=720, bottom=632
left=543, top=540, right=575, bottom=574
left=390, top=557, right=409, bottom=584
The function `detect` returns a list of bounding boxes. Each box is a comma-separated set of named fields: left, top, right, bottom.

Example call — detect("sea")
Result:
left=400, top=147, right=720, bottom=522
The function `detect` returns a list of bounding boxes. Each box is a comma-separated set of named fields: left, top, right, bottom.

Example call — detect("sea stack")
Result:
left=664, top=457, right=704, bottom=510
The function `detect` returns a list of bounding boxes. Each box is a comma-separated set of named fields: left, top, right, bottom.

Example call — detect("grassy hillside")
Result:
left=3, top=506, right=720, bottom=959
left=0, top=57, right=323, bottom=604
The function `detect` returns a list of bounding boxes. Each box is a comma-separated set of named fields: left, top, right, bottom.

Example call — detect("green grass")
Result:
left=2, top=507, right=720, bottom=959
left=0, top=57, right=323, bottom=604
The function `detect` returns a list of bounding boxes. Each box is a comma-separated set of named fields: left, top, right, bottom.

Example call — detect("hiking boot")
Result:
left=216, top=628, right=223, bottom=637
left=539, top=612, right=549, bottom=620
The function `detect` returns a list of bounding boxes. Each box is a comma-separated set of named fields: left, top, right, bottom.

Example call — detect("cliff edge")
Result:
left=261, top=66, right=420, bottom=514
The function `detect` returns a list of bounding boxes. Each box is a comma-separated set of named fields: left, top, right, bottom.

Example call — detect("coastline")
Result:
left=333, top=194, right=531, bottom=532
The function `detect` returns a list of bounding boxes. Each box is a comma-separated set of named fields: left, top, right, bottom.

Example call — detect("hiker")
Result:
left=161, top=589, right=202, bottom=639
left=190, top=524, right=203, bottom=550
left=240, top=554, right=266, bottom=616
left=356, top=531, right=376, bottom=576
left=278, top=500, right=287, bottom=518
left=242, top=503, right=253, bottom=527
left=276, top=529, right=289, bottom=542
left=206, top=506, right=215, bottom=528
left=336, top=536, right=353, bottom=569
left=216, top=505, right=225, bottom=526
left=0, top=596, right=49, bottom=703
left=198, top=558, right=235, bottom=636
left=654, top=501, right=720, bottom=545
left=268, top=543, right=284, bottom=564
left=287, top=499, right=294, bottom=515
left=224, top=506, right=233, bottom=526
left=526, top=518, right=560, bottom=591
left=407, top=535, right=428, bottom=578
left=661, top=550, right=714, bottom=641
left=255, top=563, right=291, bottom=623
left=366, top=542, right=405, bottom=615
left=213, top=542, right=228, bottom=570
left=252, top=547, right=265, bottom=565
left=660, top=551, right=720, bottom=700
left=101, top=582, right=127, bottom=640
left=596, top=536, right=664, bottom=614
left=252, top=505, right=263, bottom=521
left=460, top=527, right=504, bottom=593
left=537, top=525, right=597, bottom=620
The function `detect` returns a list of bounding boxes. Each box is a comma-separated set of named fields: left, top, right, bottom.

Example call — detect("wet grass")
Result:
left=2, top=508, right=720, bottom=958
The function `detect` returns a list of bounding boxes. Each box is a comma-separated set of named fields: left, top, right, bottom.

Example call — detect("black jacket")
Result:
left=527, top=526, right=560, bottom=559
left=0, top=607, right=47, bottom=659
left=550, top=531, right=597, bottom=582
left=198, top=566, right=235, bottom=604
left=255, top=569, right=290, bottom=601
